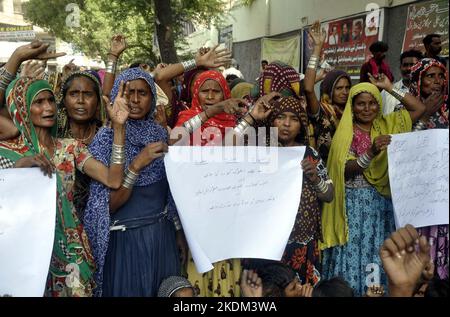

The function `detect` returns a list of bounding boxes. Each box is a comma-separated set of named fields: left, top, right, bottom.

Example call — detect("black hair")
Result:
left=423, top=34, right=441, bottom=47
left=129, top=62, right=141, bottom=69
left=369, top=41, right=389, bottom=54
left=312, top=277, right=355, bottom=297
left=400, top=49, right=424, bottom=63
left=261, top=60, right=268, bottom=65
left=62, top=74, right=100, bottom=103
left=226, top=74, right=239, bottom=82
left=256, top=262, right=296, bottom=297
left=424, top=277, right=449, bottom=297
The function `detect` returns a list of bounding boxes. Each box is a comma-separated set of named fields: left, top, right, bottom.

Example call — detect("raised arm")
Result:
left=368, top=73, right=425, bottom=123
left=102, top=34, right=127, bottom=98
left=303, top=21, right=327, bottom=117
left=83, top=81, right=129, bottom=189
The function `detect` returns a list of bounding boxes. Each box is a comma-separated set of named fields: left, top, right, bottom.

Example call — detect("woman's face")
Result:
left=64, top=76, right=98, bottom=123
left=198, top=79, right=224, bottom=110
left=30, top=91, right=57, bottom=128
left=332, top=77, right=351, bottom=106
left=128, top=79, right=152, bottom=120
left=352, top=92, right=379, bottom=125
left=420, top=66, right=446, bottom=98
left=273, top=111, right=301, bottom=145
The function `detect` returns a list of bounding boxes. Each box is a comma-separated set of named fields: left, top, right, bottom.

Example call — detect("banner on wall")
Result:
left=302, top=10, right=384, bottom=79
left=0, top=25, right=35, bottom=41
left=402, top=0, right=449, bottom=57
left=261, top=35, right=301, bottom=72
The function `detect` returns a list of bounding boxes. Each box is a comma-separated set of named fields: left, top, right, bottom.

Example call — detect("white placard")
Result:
left=388, top=129, right=449, bottom=228
left=0, top=168, right=56, bottom=297
left=165, top=146, right=305, bottom=273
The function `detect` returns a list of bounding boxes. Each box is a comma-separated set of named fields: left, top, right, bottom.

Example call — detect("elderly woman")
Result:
left=0, top=77, right=129, bottom=296
left=83, top=68, right=185, bottom=297
left=56, top=70, right=106, bottom=218
left=304, top=22, right=352, bottom=163
left=320, top=78, right=425, bottom=296
left=409, top=58, right=449, bottom=279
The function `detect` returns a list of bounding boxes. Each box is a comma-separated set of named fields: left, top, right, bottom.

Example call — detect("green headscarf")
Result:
left=320, top=83, right=412, bottom=250
left=0, top=77, right=95, bottom=296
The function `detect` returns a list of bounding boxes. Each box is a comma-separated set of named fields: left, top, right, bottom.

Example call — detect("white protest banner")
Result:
left=388, top=129, right=449, bottom=229
left=0, top=168, right=56, bottom=297
left=165, top=146, right=305, bottom=273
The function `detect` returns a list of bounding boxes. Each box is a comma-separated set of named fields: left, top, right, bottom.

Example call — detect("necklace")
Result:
left=70, top=124, right=95, bottom=144
left=354, top=122, right=371, bottom=133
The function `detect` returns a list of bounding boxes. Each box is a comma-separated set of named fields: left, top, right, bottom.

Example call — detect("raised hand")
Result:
left=135, top=142, right=168, bottom=170
left=250, top=91, right=282, bottom=121
left=109, top=34, right=127, bottom=57
left=20, top=60, right=46, bottom=79
left=195, top=44, right=232, bottom=69
left=379, top=224, right=431, bottom=297
left=240, top=269, right=263, bottom=297
left=13, top=40, right=66, bottom=63
left=221, top=98, right=248, bottom=116
left=308, top=20, right=326, bottom=47
left=368, top=72, right=393, bottom=92
left=104, top=80, right=130, bottom=125
left=370, top=134, right=391, bottom=156
left=15, top=153, right=55, bottom=178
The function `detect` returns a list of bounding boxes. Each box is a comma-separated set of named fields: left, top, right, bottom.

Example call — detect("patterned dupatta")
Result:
left=0, top=77, right=95, bottom=297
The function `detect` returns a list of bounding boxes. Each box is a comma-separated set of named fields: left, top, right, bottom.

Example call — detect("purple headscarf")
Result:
left=83, top=67, right=177, bottom=296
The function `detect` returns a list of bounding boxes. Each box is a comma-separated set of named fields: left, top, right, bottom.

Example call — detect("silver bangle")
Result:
left=307, top=56, right=319, bottom=70
left=413, top=120, right=427, bottom=131
left=233, top=118, right=251, bottom=135
left=110, top=143, right=125, bottom=165
left=389, top=87, right=406, bottom=101
left=106, top=60, right=117, bottom=74
left=183, top=114, right=202, bottom=133
left=356, top=152, right=373, bottom=169
left=0, top=67, right=16, bottom=91
left=182, top=59, right=197, bottom=73
left=122, top=167, right=139, bottom=189
left=313, top=178, right=328, bottom=194
left=173, top=216, right=182, bottom=231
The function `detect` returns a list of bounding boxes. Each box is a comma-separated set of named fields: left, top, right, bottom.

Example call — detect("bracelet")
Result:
left=356, top=152, right=373, bottom=169
left=313, top=178, right=329, bottom=194
left=389, top=87, right=406, bottom=101
left=0, top=67, right=16, bottom=91
left=110, top=143, right=125, bottom=165
left=122, top=167, right=139, bottom=189
left=173, top=216, right=182, bottom=231
left=307, top=56, right=319, bottom=70
left=182, top=59, right=197, bottom=73
left=234, top=118, right=251, bottom=135
left=413, top=120, right=427, bottom=131
left=106, top=60, right=117, bottom=74
left=183, top=114, right=202, bottom=133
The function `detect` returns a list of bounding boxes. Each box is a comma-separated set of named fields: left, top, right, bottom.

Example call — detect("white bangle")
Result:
left=182, top=59, right=197, bottom=72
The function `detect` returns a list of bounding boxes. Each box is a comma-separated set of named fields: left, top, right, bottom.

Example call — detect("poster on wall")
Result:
left=302, top=10, right=384, bottom=79
left=261, top=35, right=301, bottom=72
left=0, top=25, right=35, bottom=41
left=402, top=0, right=449, bottom=57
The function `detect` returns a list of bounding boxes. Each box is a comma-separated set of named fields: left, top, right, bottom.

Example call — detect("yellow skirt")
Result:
left=187, top=252, right=241, bottom=297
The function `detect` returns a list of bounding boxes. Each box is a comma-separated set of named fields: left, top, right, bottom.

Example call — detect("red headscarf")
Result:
left=176, top=70, right=236, bottom=145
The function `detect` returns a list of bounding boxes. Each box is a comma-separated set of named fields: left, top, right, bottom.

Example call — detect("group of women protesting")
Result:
left=0, top=20, right=448, bottom=297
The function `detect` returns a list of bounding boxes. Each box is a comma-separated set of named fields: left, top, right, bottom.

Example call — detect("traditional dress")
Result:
left=83, top=68, right=180, bottom=296
left=0, top=78, right=95, bottom=297
left=56, top=71, right=106, bottom=220
left=176, top=70, right=241, bottom=297
left=410, top=58, right=449, bottom=279
left=320, top=83, right=412, bottom=296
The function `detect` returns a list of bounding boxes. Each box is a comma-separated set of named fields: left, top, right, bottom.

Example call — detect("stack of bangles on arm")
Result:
left=234, top=112, right=257, bottom=135
left=0, top=67, right=16, bottom=91
left=183, top=114, right=202, bottom=134
left=106, top=54, right=117, bottom=74
left=388, top=87, right=406, bottom=101
left=182, top=59, right=197, bottom=73
left=356, top=152, right=373, bottom=169
left=313, top=178, right=329, bottom=194
left=110, top=144, right=125, bottom=165
left=307, top=55, right=319, bottom=70
left=123, top=167, right=139, bottom=189
left=413, top=120, right=427, bottom=131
